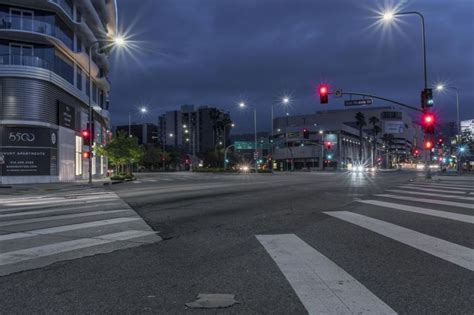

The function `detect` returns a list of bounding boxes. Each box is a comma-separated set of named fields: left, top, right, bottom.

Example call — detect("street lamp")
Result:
left=87, top=35, right=127, bottom=184
left=128, top=106, right=147, bottom=136
left=239, top=101, right=258, bottom=173
left=381, top=10, right=428, bottom=89
left=435, top=84, right=460, bottom=134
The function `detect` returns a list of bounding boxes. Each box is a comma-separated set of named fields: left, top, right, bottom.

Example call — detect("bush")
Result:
left=110, top=173, right=135, bottom=181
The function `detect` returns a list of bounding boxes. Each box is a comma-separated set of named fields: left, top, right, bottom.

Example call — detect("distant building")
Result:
left=114, top=123, right=157, bottom=145
left=271, top=106, right=423, bottom=170
left=158, top=105, right=232, bottom=154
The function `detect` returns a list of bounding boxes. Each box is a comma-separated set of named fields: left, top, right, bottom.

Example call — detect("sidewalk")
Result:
left=0, top=178, right=113, bottom=196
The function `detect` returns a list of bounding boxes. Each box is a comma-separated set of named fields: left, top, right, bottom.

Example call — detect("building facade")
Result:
left=272, top=106, right=423, bottom=170
left=158, top=105, right=232, bottom=155
left=0, top=0, right=117, bottom=184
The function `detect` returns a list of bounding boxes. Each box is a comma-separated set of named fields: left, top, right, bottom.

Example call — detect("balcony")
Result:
left=0, top=54, right=53, bottom=72
left=0, top=16, right=55, bottom=37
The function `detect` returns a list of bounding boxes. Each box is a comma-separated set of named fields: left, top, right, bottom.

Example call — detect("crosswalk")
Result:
left=257, top=180, right=474, bottom=314
left=0, top=187, right=161, bottom=276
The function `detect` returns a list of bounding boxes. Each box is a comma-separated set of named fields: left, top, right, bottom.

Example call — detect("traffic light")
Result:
left=437, top=137, right=444, bottom=145
left=421, top=112, right=435, bottom=134
left=303, top=128, right=309, bottom=139
left=421, top=88, right=433, bottom=108
left=82, top=151, right=93, bottom=159
left=424, top=139, right=434, bottom=150
left=413, top=148, right=421, bottom=156
left=319, top=85, right=328, bottom=104
left=324, top=141, right=333, bottom=150
left=81, top=129, right=91, bottom=146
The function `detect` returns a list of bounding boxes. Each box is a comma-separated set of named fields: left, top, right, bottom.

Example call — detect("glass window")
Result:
left=92, top=82, right=97, bottom=103
left=86, top=77, right=90, bottom=97
left=55, top=17, right=73, bottom=50
left=54, top=51, right=73, bottom=84
left=76, top=10, right=82, bottom=23
left=75, top=36, right=82, bottom=53
left=76, top=67, right=82, bottom=90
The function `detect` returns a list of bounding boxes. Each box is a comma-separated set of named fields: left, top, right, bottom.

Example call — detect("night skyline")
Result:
left=110, top=0, right=474, bottom=133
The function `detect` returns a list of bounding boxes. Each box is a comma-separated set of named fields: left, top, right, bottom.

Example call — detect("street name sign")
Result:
left=344, top=99, right=373, bottom=106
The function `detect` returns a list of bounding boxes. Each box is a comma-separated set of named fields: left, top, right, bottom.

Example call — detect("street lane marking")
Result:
left=0, top=191, right=115, bottom=203
left=0, top=210, right=131, bottom=227
left=324, top=211, right=474, bottom=271
left=0, top=195, right=118, bottom=208
left=402, top=184, right=474, bottom=192
left=356, top=200, right=474, bottom=224
left=399, top=185, right=471, bottom=195
left=0, top=230, right=157, bottom=266
left=256, top=234, right=396, bottom=315
left=0, top=202, right=129, bottom=218
left=386, top=189, right=474, bottom=201
left=423, top=183, right=474, bottom=189
left=375, top=194, right=474, bottom=209
left=0, top=217, right=141, bottom=241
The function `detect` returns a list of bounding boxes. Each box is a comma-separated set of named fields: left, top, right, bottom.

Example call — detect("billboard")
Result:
left=460, top=119, right=474, bottom=134
left=383, top=121, right=405, bottom=134
left=0, top=126, right=58, bottom=176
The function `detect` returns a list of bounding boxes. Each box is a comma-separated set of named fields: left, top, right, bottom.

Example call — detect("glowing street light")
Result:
left=114, top=36, right=126, bottom=47
left=140, top=107, right=147, bottom=113
left=382, top=11, right=394, bottom=21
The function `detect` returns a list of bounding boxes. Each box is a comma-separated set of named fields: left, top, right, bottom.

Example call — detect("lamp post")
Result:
left=87, top=36, right=126, bottom=184
left=382, top=11, right=428, bottom=89
left=382, top=10, right=431, bottom=177
left=239, top=102, right=258, bottom=173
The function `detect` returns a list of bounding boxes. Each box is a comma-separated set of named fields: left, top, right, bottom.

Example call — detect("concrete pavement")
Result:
left=0, top=170, right=472, bottom=313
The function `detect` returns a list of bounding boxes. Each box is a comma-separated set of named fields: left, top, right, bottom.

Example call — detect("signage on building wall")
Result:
left=0, top=126, right=58, bottom=176
left=383, top=121, right=405, bottom=134
left=57, top=101, right=76, bottom=130
left=461, top=119, right=474, bottom=134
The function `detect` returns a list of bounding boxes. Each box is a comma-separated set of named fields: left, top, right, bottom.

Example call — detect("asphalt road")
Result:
left=0, top=170, right=473, bottom=314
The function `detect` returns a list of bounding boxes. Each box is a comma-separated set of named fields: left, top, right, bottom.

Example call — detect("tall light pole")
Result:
left=270, top=96, right=290, bottom=171
left=382, top=10, right=431, bottom=177
left=239, top=102, right=258, bottom=173
left=382, top=11, right=428, bottom=89
left=87, top=36, right=126, bottom=184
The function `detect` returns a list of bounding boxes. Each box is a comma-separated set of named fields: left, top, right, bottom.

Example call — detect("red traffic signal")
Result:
left=421, top=112, right=436, bottom=134
left=324, top=141, right=333, bottom=150
left=319, top=85, right=328, bottom=104
left=413, top=148, right=420, bottom=156
left=82, top=129, right=92, bottom=146
left=82, top=151, right=93, bottom=159
left=437, top=137, right=444, bottom=145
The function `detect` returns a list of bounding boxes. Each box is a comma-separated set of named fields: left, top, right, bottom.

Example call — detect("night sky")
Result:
left=109, top=0, right=474, bottom=133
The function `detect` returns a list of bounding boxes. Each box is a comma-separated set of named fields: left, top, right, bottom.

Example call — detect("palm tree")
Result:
left=382, top=133, right=394, bottom=168
left=355, top=112, right=366, bottom=162
left=368, top=116, right=381, bottom=167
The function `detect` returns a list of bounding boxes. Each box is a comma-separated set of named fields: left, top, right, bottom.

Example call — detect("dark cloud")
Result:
left=110, top=0, right=474, bottom=132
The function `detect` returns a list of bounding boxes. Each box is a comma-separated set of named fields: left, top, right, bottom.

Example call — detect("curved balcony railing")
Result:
left=0, top=16, right=73, bottom=50
left=0, top=54, right=54, bottom=71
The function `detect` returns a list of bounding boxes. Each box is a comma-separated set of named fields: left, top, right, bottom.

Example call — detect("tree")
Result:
left=382, top=133, right=394, bottom=169
left=355, top=112, right=367, bottom=162
left=368, top=116, right=381, bottom=167
left=100, top=130, right=144, bottom=174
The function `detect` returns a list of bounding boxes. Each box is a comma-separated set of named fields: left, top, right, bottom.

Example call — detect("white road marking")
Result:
left=0, top=217, right=141, bottom=241
left=386, top=189, right=474, bottom=201
left=0, top=196, right=118, bottom=212
left=0, top=210, right=130, bottom=227
left=375, top=194, right=474, bottom=209
left=324, top=211, right=474, bottom=271
left=256, top=234, right=396, bottom=315
left=0, top=230, right=157, bottom=266
left=0, top=203, right=128, bottom=218
left=423, top=183, right=474, bottom=189
left=356, top=200, right=474, bottom=224
left=398, top=185, right=471, bottom=195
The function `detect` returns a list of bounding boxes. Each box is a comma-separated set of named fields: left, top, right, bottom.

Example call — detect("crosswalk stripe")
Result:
left=404, top=184, right=474, bottom=192
left=324, top=211, right=474, bottom=271
left=0, top=230, right=157, bottom=266
left=356, top=200, right=474, bottom=224
left=0, top=191, right=115, bottom=203
left=0, top=210, right=130, bottom=227
left=375, top=194, right=474, bottom=209
left=398, top=185, right=472, bottom=195
left=0, top=202, right=128, bottom=218
left=0, top=217, right=141, bottom=242
left=386, top=189, right=474, bottom=201
left=0, top=195, right=118, bottom=208
left=256, top=234, right=395, bottom=314
left=423, top=182, right=474, bottom=189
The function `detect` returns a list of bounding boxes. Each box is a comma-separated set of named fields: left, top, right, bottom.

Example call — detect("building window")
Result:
left=54, top=51, right=74, bottom=84
left=75, top=36, right=82, bottom=53
left=75, top=136, right=82, bottom=175
left=76, top=10, right=82, bottom=23
left=92, top=82, right=97, bottom=103
left=76, top=66, right=82, bottom=90
left=55, top=16, right=73, bottom=50
left=86, top=77, right=90, bottom=97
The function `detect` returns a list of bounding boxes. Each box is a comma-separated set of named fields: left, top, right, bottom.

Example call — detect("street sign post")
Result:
left=344, top=99, right=373, bottom=106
